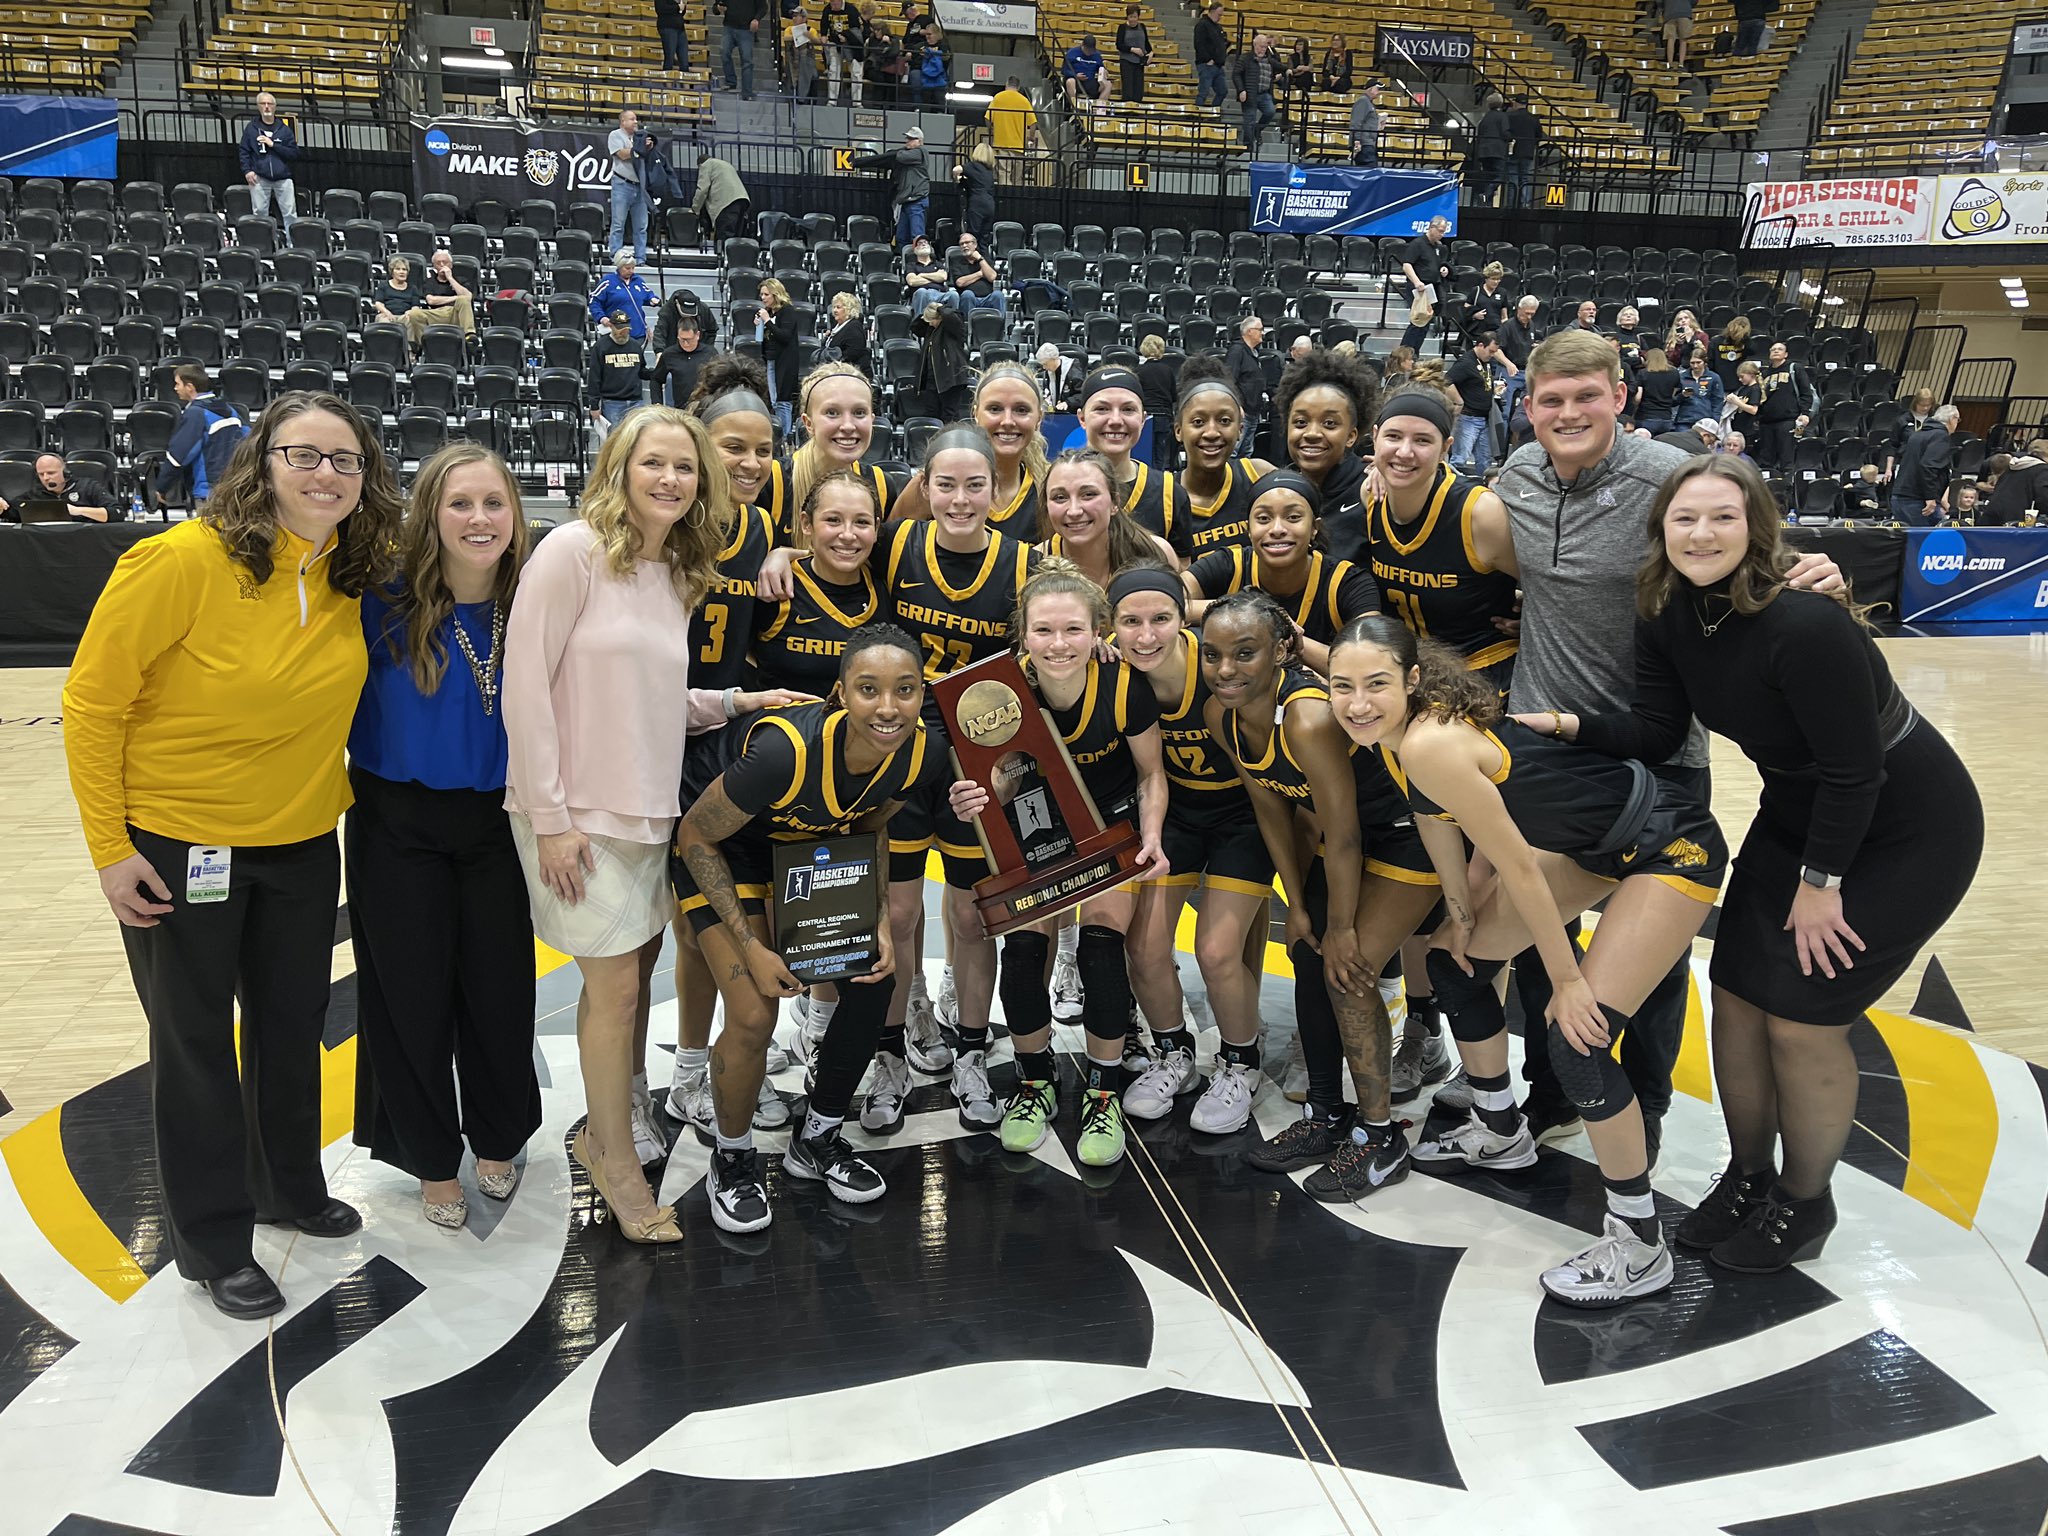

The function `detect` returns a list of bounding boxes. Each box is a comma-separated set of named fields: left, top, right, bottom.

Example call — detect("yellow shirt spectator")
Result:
left=988, top=84, right=1037, bottom=151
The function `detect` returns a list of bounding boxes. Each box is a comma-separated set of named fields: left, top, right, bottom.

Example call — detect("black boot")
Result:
left=1675, top=1161, right=1772, bottom=1251
left=1710, top=1184, right=1838, bottom=1274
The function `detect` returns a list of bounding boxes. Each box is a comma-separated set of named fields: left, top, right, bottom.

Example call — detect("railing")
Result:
left=1802, top=30, right=1855, bottom=151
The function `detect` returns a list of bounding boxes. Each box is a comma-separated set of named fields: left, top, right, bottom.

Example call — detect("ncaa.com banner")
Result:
left=1902, top=527, right=2048, bottom=623
left=1741, top=178, right=1933, bottom=248
left=414, top=117, right=617, bottom=211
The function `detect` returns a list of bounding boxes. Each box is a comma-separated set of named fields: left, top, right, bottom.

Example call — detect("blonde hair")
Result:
left=833, top=290, right=863, bottom=319
left=579, top=407, right=731, bottom=607
left=792, top=361, right=876, bottom=517
left=1527, top=329, right=1623, bottom=387
left=1139, top=333, right=1166, bottom=359
left=1482, top=260, right=1505, bottom=279
left=969, top=141, right=995, bottom=169
left=974, top=361, right=1050, bottom=491
left=1015, top=553, right=1111, bottom=640
left=760, top=277, right=791, bottom=310
left=383, top=443, right=528, bottom=694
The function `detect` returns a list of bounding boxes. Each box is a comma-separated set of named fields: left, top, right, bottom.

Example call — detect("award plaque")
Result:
left=771, top=835, right=882, bottom=983
left=931, top=652, right=1144, bottom=937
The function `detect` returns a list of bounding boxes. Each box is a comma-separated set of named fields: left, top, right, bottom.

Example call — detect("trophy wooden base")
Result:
left=970, top=822, right=1146, bottom=938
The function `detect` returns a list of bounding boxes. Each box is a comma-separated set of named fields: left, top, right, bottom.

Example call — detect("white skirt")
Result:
left=509, top=814, right=672, bottom=959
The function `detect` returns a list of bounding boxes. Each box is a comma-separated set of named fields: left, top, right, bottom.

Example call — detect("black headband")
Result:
left=1080, top=367, right=1142, bottom=406
left=1107, top=566, right=1186, bottom=613
left=1251, top=468, right=1322, bottom=518
left=1376, top=391, right=1455, bottom=436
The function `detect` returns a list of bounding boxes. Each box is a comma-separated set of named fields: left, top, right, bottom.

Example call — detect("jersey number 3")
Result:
left=1384, top=589, right=1428, bottom=635
left=698, top=607, right=730, bottom=664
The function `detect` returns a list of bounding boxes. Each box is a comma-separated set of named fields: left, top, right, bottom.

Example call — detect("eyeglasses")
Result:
left=272, top=445, right=367, bottom=475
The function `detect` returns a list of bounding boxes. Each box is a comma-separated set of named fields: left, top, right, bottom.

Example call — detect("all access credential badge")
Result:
left=772, top=836, right=881, bottom=984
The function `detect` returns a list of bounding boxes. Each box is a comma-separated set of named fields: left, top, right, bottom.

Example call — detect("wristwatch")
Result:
left=1799, top=866, right=1843, bottom=890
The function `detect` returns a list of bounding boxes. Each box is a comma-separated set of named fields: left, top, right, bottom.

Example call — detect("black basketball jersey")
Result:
left=1154, top=629, right=1249, bottom=809
left=987, top=471, right=1040, bottom=535
left=713, top=701, right=943, bottom=846
left=1187, top=547, right=1381, bottom=646
left=693, top=503, right=773, bottom=691
left=1184, top=459, right=1264, bottom=556
left=752, top=557, right=881, bottom=697
left=1381, top=718, right=1643, bottom=857
left=1221, top=668, right=1328, bottom=804
left=1038, top=656, right=1159, bottom=818
left=883, top=520, right=1037, bottom=681
left=1119, top=462, right=1193, bottom=561
left=763, top=457, right=897, bottom=548
left=1366, top=465, right=1520, bottom=673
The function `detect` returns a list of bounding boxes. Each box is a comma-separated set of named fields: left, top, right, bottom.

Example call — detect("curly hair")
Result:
left=201, top=391, right=401, bottom=597
left=1331, top=614, right=1499, bottom=728
left=1271, top=346, right=1379, bottom=449
left=579, top=407, right=732, bottom=609
left=379, top=442, right=528, bottom=695
left=687, top=352, right=772, bottom=415
left=1038, top=448, right=1162, bottom=573
left=1201, top=587, right=1299, bottom=671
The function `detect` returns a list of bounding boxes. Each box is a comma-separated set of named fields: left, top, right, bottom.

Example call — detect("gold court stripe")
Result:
left=1865, top=1006, right=1998, bottom=1229
left=1, top=1106, right=150, bottom=1302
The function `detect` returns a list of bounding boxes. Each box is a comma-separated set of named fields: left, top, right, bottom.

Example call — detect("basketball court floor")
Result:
left=1, top=632, right=2045, bottom=1536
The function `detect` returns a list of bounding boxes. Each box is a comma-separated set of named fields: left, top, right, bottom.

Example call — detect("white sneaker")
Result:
left=791, top=1009, right=830, bottom=1068
left=1051, top=950, right=1083, bottom=1020
left=905, top=985, right=954, bottom=1074
left=1123, top=1046, right=1199, bottom=1120
left=860, top=1051, right=912, bottom=1134
left=937, top=965, right=959, bottom=1032
left=952, top=1049, right=1001, bottom=1129
left=764, top=1042, right=791, bottom=1075
left=1190, top=1059, right=1261, bottom=1134
left=752, top=1072, right=792, bottom=1131
left=1280, top=1038, right=1309, bottom=1104
left=1540, top=1214, right=1674, bottom=1308
left=1412, top=1109, right=1537, bottom=1170
left=629, top=1078, right=668, bottom=1164
left=665, top=1062, right=713, bottom=1133
left=1122, top=1005, right=1153, bottom=1076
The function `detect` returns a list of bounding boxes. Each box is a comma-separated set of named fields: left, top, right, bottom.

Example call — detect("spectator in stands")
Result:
left=820, top=0, right=868, bottom=102
left=654, top=288, right=718, bottom=354
left=1348, top=80, right=1382, bottom=168
left=373, top=256, right=421, bottom=329
left=989, top=76, right=1040, bottom=162
left=1891, top=405, right=1957, bottom=526
left=903, top=234, right=951, bottom=306
left=757, top=278, right=801, bottom=438
left=824, top=291, right=871, bottom=376
left=1841, top=462, right=1885, bottom=518
left=1884, top=388, right=1937, bottom=480
left=1661, top=0, right=1694, bottom=68
left=239, top=93, right=299, bottom=232
left=590, top=250, right=657, bottom=341
left=1753, top=340, right=1814, bottom=471
left=657, top=0, right=691, bottom=70
left=1115, top=7, right=1153, bottom=102
left=1719, top=428, right=1757, bottom=468
left=1634, top=346, right=1681, bottom=436
left=1710, top=314, right=1754, bottom=391
left=408, top=249, right=476, bottom=343
left=1982, top=439, right=2047, bottom=525
left=1947, top=482, right=1981, bottom=521
left=1613, top=305, right=1646, bottom=371
left=588, top=309, right=649, bottom=431
left=1398, top=215, right=1452, bottom=354
left=1064, top=33, right=1113, bottom=115
left=1288, top=335, right=1313, bottom=365
left=1571, top=298, right=1600, bottom=334
left=608, top=110, right=653, bottom=262
left=1505, top=95, right=1540, bottom=208
left=1689, top=417, right=1724, bottom=452
left=1193, top=0, right=1229, bottom=109
left=157, top=365, right=247, bottom=510
left=907, top=299, right=973, bottom=421
left=1321, top=39, right=1354, bottom=95
left=1447, top=332, right=1503, bottom=476
left=654, top=313, right=714, bottom=405
left=1498, top=294, right=1541, bottom=421
left=946, top=229, right=1006, bottom=317
left=1382, top=344, right=1415, bottom=393
left=1664, top=310, right=1703, bottom=365
left=955, top=143, right=998, bottom=245
left=0, top=451, right=119, bottom=523
left=1467, top=261, right=1511, bottom=338
left=855, top=125, right=932, bottom=247
left=864, top=4, right=907, bottom=104
left=1732, top=0, right=1771, bottom=56
left=1469, top=94, right=1510, bottom=207
left=786, top=6, right=819, bottom=99
left=1672, top=347, right=1724, bottom=430
left=1726, top=357, right=1762, bottom=433
left=1281, top=37, right=1316, bottom=98
left=1138, top=335, right=1178, bottom=468
left=1225, top=315, right=1267, bottom=455
left=911, top=20, right=952, bottom=105
left=690, top=153, right=753, bottom=246
left=716, top=0, right=765, bottom=98
left=1037, top=341, right=1081, bottom=411
left=1232, top=33, right=1279, bottom=152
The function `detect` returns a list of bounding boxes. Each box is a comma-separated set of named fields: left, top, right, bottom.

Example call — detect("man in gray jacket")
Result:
left=690, top=153, right=753, bottom=244
left=854, top=125, right=932, bottom=246
left=1347, top=80, right=1382, bottom=167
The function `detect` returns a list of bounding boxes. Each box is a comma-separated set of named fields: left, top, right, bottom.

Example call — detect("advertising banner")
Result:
left=0, top=95, right=117, bottom=179
left=1248, top=164, right=1458, bottom=237
left=1740, top=178, right=1933, bottom=247
left=1901, top=527, right=2048, bottom=623
left=1374, top=27, right=1475, bottom=66
left=933, top=0, right=1035, bottom=37
left=2015, top=21, right=2048, bottom=54
left=413, top=117, right=616, bottom=211
left=1931, top=173, right=2048, bottom=246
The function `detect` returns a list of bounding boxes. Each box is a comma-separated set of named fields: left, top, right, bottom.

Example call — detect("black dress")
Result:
left=958, top=159, right=996, bottom=245
left=1576, top=583, right=1982, bottom=1025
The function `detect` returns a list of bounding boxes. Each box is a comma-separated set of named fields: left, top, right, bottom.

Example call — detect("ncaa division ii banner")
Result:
left=0, top=96, right=116, bottom=178
left=414, top=117, right=617, bottom=211
left=1901, top=528, right=2048, bottom=623
left=1249, top=165, right=1459, bottom=237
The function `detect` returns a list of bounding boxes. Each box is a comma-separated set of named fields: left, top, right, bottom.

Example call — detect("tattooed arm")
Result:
left=679, top=777, right=803, bottom=996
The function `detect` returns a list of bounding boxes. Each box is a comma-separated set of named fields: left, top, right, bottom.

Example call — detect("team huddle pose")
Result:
left=67, top=328, right=1984, bottom=1322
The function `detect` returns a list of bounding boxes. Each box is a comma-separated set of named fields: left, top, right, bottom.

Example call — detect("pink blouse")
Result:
left=503, top=520, right=726, bottom=843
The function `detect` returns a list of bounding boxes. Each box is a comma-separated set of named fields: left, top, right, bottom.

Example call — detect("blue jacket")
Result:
left=1671, top=368, right=1725, bottom=428
left=158, top=394, right=247, bottom=500
left=238, top=116, right=298, bottom=182
left=1062, top=45, right=1104, bottom=82
left=588, top=272, right=657, bottom=338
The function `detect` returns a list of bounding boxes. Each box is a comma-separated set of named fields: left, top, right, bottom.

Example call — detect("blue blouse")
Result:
left=349, top=587, right=510, bottom=792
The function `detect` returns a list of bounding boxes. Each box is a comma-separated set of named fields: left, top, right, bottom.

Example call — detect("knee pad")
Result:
left=1076, top=925, right=1133, bottom=1041
left=999, top=930, right=1053, bottom=1037
left=1546, top=1017, right=1636, bottom=1122
left=1426, top=949, right=1507, bottom=1043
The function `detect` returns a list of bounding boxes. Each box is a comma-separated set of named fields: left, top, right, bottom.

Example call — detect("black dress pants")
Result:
left=345, top=768, right=540, bottom=1183
left=122, top=825, right=340, bottom=1280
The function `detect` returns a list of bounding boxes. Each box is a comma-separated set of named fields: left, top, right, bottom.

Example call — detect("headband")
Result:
left=1080, top=367, right=1142, bottom=406
left=1175, top=372, right=1242, bottom=416
left=1107, top=566, right=1186, bottom=613
left=925, top=422, right=997, bottom=472
left=697, top=388, right=772, bottom=426
left=1376, top=391, right=1454, bottom=437
left=1249, top=468, right=1322, bottom=518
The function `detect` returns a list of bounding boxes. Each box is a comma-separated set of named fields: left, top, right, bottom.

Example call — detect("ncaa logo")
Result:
left=813, top=845, right=832, bottom=864
left=1917, top=527, right=1967, bottom=585
left=424, top=128, right=451, bottom=156
left=524, top=148, right=561, bottom=187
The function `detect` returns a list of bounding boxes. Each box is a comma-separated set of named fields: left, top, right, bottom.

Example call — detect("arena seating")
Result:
left=530, top=0, right=716, bottom=125
left=0, top=0, right=152, bottom=90
left=1804, top=0, right=2007, bottom=174
left=182, top=0, right=408, bottom=102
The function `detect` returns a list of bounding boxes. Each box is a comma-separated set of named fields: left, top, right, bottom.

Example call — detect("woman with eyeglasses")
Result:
left=64, top=392, right=404, bottom=1320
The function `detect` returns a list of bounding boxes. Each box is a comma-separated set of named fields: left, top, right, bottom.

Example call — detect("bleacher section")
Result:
left=182, top=0, right=408, bottom=102
left=0, top=0, right=151, bottom=91
left=529, top=0, right=715, bottom=125
left=1805, top=0, right=2006, bottom=174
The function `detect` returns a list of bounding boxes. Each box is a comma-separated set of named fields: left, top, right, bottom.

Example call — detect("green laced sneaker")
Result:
left=1077, top=1088, right=1128, bottom=1167
left=1001, top=1078, right=1058, bottom=1153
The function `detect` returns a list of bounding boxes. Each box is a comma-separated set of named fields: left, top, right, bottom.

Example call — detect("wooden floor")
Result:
left=2, top=633, right=2043, bottom=1137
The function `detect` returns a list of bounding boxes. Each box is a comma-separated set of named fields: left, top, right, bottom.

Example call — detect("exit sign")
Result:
left=470, top=25, right=496, bottom=46
left=973, top=61, right=993, bottom=81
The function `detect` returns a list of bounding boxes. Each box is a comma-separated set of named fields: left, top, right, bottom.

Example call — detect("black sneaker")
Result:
left=1303, top=1126, right=1411, bottom=1203
left=1522, top=1096, right=1583, bottom=1148
left=1244, top=1106, right=1354, bottom=1172
left=706, top=1147, right=772, bottom=1234
left=785, top=1128, right=888, bottom=1204
left=1676, top=1161, right=1772, bottom=1250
